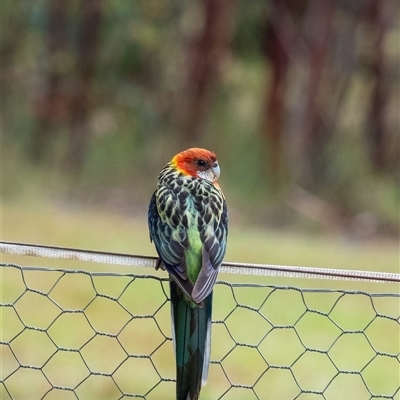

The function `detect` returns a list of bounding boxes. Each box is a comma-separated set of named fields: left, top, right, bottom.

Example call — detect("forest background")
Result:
left=2, top=0, right=399, bottom=248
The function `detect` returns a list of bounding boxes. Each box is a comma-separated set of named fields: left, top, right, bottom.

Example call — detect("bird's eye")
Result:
left=196, top=159, right=206, bottom=167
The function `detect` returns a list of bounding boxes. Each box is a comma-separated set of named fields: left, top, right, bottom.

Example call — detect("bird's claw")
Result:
left=155, top=258, right=166, bottom=271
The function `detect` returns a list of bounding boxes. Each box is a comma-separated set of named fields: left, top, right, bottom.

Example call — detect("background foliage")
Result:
left=2, top=0, right=399, bottom=238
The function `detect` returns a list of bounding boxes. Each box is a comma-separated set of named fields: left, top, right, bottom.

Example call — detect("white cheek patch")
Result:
left=197, top=170, right=214, bottom=182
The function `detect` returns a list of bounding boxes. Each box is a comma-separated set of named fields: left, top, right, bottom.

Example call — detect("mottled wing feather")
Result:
left=191, top=248, right=219, bottom=304
left=203, top=195, right=228, bottom=268
left=148, top=190, right=194, bottom=299
left=192, top=181, right=228, bottom=303
left=149, top=187, right=187, bottom=261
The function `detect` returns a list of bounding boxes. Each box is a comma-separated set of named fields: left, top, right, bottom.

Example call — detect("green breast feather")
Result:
left=185, top=216, right=203, bottom=284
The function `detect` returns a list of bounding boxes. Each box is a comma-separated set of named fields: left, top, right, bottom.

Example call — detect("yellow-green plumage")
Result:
left=185, top=225, right=202, bottom=287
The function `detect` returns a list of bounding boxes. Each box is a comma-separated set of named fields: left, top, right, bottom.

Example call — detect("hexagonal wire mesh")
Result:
left=1, top=262, right=399, bottom=400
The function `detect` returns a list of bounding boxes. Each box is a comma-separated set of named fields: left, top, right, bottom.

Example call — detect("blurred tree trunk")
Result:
left=178, top=0, right=236, bottom=146
left=65, top=0, right=102, bottom=173
left=262, top=0, right=303, bottom=177
left=30, top=0, right=68, bottom=163
left=303, top=0, right=336, bottom=184
left=285, top=0, right=335, bottom=188
left=367, top=0, right=390, bottom=171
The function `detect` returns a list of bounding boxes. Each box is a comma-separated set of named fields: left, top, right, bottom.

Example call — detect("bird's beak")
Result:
left=212, top=162, right=220, bottom=180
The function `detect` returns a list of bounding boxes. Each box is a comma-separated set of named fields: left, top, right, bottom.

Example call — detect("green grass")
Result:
left=1, top=199, right=399, bottom=399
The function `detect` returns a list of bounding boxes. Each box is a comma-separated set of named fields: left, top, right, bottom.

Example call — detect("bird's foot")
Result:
left=155, top=258, right=166, bottom=271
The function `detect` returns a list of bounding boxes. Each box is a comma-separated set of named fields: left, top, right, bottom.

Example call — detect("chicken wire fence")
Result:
left=1, top=258, right=399, bottom=400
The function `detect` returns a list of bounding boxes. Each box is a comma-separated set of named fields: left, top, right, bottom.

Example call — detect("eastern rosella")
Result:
left=148, top=148, right=228, bottom=400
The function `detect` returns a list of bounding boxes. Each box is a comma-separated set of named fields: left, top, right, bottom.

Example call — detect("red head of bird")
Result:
left=171, top=148, right=220, bottom=183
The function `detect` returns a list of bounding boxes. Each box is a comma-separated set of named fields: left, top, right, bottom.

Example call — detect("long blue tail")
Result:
left=170, top=280, right=212, bottom=400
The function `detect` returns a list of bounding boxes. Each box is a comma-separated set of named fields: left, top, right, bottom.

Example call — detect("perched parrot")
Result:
left=148, top=148, right=228, bottom=400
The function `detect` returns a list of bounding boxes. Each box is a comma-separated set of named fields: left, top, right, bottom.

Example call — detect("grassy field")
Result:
left=1, top=199, right=399, bottom=399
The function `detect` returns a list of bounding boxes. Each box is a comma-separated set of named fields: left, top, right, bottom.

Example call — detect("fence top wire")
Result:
left=0, top=240, right=399, bottom=284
